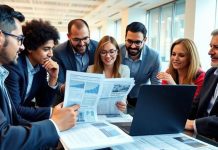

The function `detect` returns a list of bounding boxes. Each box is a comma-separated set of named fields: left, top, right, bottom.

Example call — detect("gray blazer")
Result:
left=120, top=45, right=161, bottom=98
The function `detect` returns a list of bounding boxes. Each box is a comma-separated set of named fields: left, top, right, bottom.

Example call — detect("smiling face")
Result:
left=0, top=19, right=24, bottom=65
left=171, top=43, right=190, bottom=71
left=100, top=42, right=118, bottom=67
left=208, top=34, right=218, bottom=67
left=28, top=40, right=54, bottom=66
left=125, top=31, right=145, bottom=58
left=68, top=25, right=90, bottom=54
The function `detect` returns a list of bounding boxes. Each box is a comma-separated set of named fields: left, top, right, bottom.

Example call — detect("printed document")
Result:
left=64, top=70, right=134, bottom=122
left=59, top=121, right=133, bottom=150
left=111, top=133, right=217, bottom=150
left=98, top=78, right=134, bottom=115
left=64, top=71, right=104, bottom=122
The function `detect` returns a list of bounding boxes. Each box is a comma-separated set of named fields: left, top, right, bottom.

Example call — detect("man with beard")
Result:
left=0, top=4, right=79, bottom=149
left=53, top=19, right=98, bottom=96
left=120, top=22, right=161, bottom=107
left=185, top=29, right=218, bottom=140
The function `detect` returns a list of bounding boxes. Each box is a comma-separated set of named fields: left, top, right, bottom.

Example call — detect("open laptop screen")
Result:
left=130, top=85, right=196, bottom=136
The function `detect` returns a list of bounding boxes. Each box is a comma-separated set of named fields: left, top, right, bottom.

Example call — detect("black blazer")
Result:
left=53, top=39, right=98, bottom=83
left=0, top=81, right=59, bottom=149
left=4, top=53, right=57, bottom=121
left=192, top=67, right=218, bottom=139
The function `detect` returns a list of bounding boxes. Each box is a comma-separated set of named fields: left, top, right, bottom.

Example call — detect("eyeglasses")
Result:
left=100, top=49, right=117, bottom=56
left=1, top=30, right=25, bottom=46
left=125, top=39, right=143, bottom=47
left=70, top=36, right=90, bottom=44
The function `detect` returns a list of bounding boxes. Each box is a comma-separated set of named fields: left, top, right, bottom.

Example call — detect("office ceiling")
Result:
left=0, top=0, right=172, bottom=32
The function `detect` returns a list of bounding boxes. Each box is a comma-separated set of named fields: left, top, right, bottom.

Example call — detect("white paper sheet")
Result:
left=60, top=121, right=133, bottom=150
left=64, top=70, right=135, bottom=122
left=111, top=133, right=218, bottom=150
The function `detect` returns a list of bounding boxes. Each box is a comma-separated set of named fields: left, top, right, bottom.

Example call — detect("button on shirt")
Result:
left=73, top=49, right=89, bottom=72
left=0, top=66, right=12, bottom=116
left=123, top=49, right=143, bottom=78
left=25, top=56, right=40, bottom=100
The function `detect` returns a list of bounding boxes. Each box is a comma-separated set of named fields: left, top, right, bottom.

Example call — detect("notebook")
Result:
left=130, top=84, right=196, bottom=136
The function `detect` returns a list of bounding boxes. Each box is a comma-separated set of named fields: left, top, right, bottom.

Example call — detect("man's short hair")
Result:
left=211, top=29, right=218, bottom=36
left=125, top=22, right=147, bottom=38
left=0, top=5, right=25, bottom=33
left=68, top=19, right=90, bottom=34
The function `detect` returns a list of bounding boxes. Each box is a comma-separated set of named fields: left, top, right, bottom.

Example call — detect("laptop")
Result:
left=130, top=84, right=196, bottom=136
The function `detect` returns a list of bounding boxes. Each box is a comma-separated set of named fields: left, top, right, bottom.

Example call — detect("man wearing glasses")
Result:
left=0, top=4, right=79, bottom=149
left=120, top=22, right=161, bottom=107
left=53, top=19, right=98, bottom=96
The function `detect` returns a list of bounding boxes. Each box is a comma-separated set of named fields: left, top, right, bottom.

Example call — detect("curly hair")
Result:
left=22, top=19, right=59, bottom=52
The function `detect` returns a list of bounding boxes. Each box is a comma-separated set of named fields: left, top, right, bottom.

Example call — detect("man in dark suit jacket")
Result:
left=4, top=19, right=61, bottom=122
left=53, top=19, right=98, bottom=94
left=0, top=5, right=79, bottom=149
left=185, top=29, right=218, bottom=140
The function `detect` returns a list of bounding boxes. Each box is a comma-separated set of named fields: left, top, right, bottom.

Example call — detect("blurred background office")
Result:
left=1, top=0, right=217, bottom=71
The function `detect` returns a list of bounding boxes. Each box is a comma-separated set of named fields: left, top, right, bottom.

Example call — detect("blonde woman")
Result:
left=157, top=38, right=205, bottom=99
left=87, top=35, right=130, bottom=111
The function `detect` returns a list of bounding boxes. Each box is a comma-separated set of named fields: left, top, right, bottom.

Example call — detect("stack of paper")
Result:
left=61, top=71, right=134, bottom=149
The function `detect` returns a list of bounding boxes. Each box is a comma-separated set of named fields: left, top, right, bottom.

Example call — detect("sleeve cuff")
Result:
left=49, top=119, right=61, bottom=136
left=193, top=120, right=198, bottom=134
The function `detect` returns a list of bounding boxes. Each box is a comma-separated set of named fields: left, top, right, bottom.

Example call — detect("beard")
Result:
left=0, top=39, right=18, bottom=65
left=126, top=46, right=142, bottom=57
left=71, top=42, right=89, bottom=55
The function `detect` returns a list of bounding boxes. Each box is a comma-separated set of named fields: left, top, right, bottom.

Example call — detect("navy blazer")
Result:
left=53, top=39, right=98, bottom=83
left=191, top=67, right=218, bottom=139
left=0, top=83, right=59, bottom=149
left=4, top=53, right=57, bottom=121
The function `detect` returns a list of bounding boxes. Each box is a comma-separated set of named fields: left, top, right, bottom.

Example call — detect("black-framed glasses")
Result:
left=125, top=39, right=143, bottom=47
left=70, top=36, right=90, bottom=44
left=1, top=30, right=25, bottom=46
left=100, top=49, right=117, bottom=56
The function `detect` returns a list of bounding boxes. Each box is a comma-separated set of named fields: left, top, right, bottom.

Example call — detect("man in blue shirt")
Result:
left=120, top=22, right=161, bottom=107
left=4, top=19, right=62, bottom=121
left=53, top=19, right=98, bottom=94
left=0, top=4, right=79, bottom=149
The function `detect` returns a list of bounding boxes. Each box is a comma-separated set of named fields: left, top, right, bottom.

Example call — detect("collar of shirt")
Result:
left=25, top=56, right=40, bottom=75
left=0, top=66, right=9, bottom=82
left=214, top=68, right=218, bottom=75
left=125, top=47, right=143, bottom=61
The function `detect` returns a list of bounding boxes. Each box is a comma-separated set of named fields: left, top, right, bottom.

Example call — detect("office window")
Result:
left=97, top=26, right=102, bottom=41
left=147, top=0, right=185, bottom=62
left=114, top=19, right=122, bottom=44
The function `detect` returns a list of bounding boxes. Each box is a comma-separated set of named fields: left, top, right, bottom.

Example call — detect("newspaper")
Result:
left=111, top=133, right=217, bottom=150
left=64, top=70, right=134, bottom=122
left=98, top=78, right=134, bottom=115
left=64, top=71, right=104, bottom=122
left=59, top=121, right=133, bottom=150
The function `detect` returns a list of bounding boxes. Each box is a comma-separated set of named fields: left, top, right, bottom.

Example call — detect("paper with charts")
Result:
left=64, top=70, right=135, bottom=122
left=60, top=121, right=133, bottom=150
left=111, top=133, right=217, bottom=150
